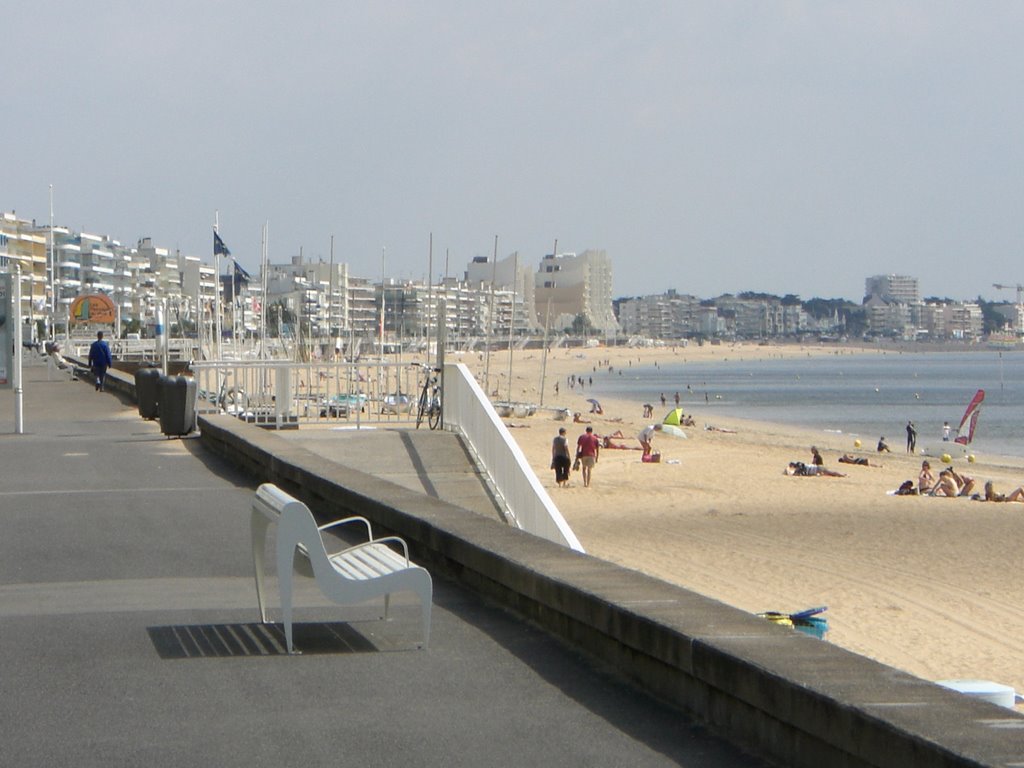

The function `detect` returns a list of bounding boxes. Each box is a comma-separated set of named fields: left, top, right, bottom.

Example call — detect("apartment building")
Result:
left=533, top=249, right=618, bottom=334
left=865, top=274, right=919, bottom=304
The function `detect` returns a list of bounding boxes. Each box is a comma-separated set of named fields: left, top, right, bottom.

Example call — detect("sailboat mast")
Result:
left=483, top=235, right=497, bottom=396
left=539, top=238, right=556, bottom=407
left=506, top=251, right=517, bottom=402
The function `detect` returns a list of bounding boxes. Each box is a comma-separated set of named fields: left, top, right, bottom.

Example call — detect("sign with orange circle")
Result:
left=70, top=294, right=117, bottom=325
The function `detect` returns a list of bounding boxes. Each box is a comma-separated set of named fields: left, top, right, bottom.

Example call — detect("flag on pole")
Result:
left=232, top=260, right=252, bottom=294
left=214, top=230, right=231, bottom=257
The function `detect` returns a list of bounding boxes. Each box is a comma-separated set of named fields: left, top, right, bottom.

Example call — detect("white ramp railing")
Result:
left=442, top=362, right=583, bottom=553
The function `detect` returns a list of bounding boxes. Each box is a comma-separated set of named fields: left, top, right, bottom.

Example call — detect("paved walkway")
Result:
left=0, top=363, right=768, bottom=767
left=281, top=426, right=506, bottom=521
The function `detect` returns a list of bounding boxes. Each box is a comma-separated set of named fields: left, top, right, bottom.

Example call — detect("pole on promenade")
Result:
left=14, top=265, right=24, bottom=434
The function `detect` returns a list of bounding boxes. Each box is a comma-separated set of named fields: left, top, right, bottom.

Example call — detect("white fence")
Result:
left=442, top=362, right=583, bottom=552
left=190, top=359, right=429, bottom=427
left=187, top=358, right=582, bottom=551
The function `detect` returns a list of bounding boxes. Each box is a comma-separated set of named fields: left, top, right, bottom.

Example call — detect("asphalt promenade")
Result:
left=0, top=362, right=769, bottom=768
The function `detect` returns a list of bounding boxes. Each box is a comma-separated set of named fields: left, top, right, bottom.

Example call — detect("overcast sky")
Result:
left=6, top=2, right=1024, bottom=303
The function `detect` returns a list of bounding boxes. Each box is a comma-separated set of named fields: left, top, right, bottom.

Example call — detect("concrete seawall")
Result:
left=197, top=409, right=1024, bottom=768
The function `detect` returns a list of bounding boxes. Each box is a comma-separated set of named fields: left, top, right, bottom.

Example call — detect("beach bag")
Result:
left=572, top=457, right=581, bottom=472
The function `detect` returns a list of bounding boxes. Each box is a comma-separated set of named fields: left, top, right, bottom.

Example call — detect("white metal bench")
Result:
left=251, top=482, right=432, bottom=654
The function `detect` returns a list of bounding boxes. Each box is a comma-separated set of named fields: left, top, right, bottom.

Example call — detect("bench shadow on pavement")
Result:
left=147, top=620, right=380, bottom=658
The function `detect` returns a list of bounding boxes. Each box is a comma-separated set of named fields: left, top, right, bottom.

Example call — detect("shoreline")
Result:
left=457, top=343, right=1024, bottom=704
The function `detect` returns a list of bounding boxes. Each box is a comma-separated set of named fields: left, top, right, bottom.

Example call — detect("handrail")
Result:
left=190, top=359, right=425, bottom=428
left=442, top=362, right=583, bottom=552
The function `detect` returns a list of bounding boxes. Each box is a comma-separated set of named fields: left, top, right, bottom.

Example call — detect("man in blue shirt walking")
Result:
left=88, top=331, right=112, bottom=392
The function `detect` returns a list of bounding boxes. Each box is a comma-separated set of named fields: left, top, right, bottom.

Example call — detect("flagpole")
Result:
left=426, top=232, right=433, bottom=365
left=379, top=246, right=385, bottom=359
left=379, top=246, right=385, bottom=411
left=328, top=233, right=335, bottom=360
left=214, top=213, right=222, bottom=360
left=48, top=184, right=55, bottom=340
left=262, top=222, right=269, bottom=360
left=231, top=255, right=237, bottom=357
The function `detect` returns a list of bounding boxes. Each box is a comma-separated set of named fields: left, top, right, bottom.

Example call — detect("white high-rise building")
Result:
left=533, top=249, right=618, bottom=335
left=865, top=274, right=919, bottom=304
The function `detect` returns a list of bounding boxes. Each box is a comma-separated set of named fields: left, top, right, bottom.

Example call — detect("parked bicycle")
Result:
left=415, top=366, right=442, bottom=430
left=200, top=373, right=249, bottom=414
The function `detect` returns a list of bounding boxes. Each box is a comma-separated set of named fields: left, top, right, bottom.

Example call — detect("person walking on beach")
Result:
left=88, top=331, right=112, bottom=392
left=906, top=421, right=917, bottom=453
left=576, top=426, right=601, bottom=488
left=942, top=421, right=951, bottom=442
left=551, top=427, right=572, bottom=487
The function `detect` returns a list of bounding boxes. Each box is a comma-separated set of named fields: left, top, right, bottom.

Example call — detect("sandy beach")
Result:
left=457, top=342, right=1024, bottom=704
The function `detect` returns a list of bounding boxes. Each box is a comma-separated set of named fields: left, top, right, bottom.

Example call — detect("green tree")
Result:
left=977, top=297, right=1010, bottom=335
left=568, top=313, right=597, bottom=336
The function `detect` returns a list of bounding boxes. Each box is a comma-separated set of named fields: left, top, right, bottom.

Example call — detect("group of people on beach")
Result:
left=552, top=419, right=673, bottom=488
left=878, top=419, right=955, bottom=456
left=911, top=460, right=1024, bottom=501
left=780, top=438, right=1024, bottom=506
left=551, top=425, right=601, bottom=488
left=912, top=460, right=975, bottom=497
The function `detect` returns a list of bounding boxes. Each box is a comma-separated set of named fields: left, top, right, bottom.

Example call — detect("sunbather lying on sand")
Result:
left=603, top=435, right=640, bottom=449
left=978, top=480, right=1024, bottom=502
left=838, top=453, right=881, bottom=467
left=785, top=462, right=845, bottom=478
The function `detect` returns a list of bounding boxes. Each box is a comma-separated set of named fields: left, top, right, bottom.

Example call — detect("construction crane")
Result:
left=993, top=283, right=1024, bottom=304
left=993, top=283, right=1024, bottom=335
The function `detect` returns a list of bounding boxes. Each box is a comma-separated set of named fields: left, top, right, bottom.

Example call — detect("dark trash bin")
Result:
left=135, top=367, right=162, bottom=420
left=159, top=375, right=197, bottom=437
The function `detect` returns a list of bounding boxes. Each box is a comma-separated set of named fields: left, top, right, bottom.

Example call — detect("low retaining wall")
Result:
left=197, top=411, right=1023, bottom=768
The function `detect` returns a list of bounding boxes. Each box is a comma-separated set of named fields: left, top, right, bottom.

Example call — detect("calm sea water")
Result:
left=588, top=350, right=1024, bottom=460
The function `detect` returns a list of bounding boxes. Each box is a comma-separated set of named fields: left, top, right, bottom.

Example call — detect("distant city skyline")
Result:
left=6, top=204, right=1024, bottom=309
left=6, top=3, right=1024, bottom=302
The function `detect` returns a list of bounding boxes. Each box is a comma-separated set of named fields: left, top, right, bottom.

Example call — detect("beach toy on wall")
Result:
left=853, top=439, right=862, bottom=448
left=757, top=606, right=828, bottom=639
left=941, top=453, right=952, bottom=464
